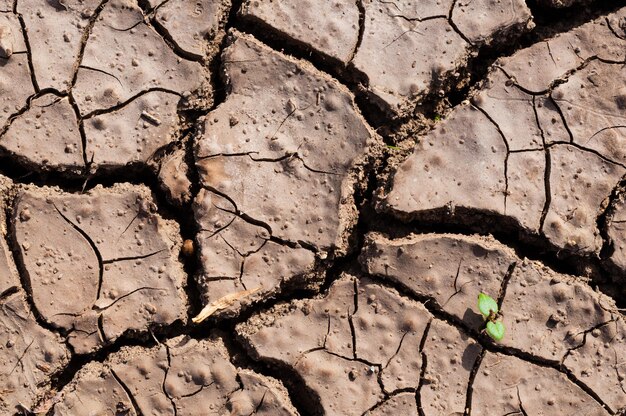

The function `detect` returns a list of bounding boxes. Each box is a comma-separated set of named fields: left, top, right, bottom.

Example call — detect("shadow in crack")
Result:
left=461, top=342, right=483, bottom=372
left=462, top=307, right=484, bottom=333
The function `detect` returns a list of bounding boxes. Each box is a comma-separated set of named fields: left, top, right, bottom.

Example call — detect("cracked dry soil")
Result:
left=0, top=0, right=625, bottom=415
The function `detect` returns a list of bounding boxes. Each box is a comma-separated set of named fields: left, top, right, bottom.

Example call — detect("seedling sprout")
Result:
left=478, top=292, right=505, bottom=342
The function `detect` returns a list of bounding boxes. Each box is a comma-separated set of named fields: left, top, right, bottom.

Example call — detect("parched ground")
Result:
left=0, top=0, right=625, bottom=415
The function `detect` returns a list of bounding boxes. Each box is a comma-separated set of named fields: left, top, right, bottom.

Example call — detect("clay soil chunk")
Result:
left=471, top=352, right=609, bottom=415
left=193, top=189, right=317, bottom=316
left=240, top=0, right=532, bottom=116
left=0, top=175, right=18, bottom=295
left=498, top=11, right=625, bottom=93
left=360, top=232, right=626, bottom=411
left=13, top=183, right=188, bottom=354
left=16, top=0, right=100, bottom=91
left=153, top=0, right=231, bottom=60
left=237, top=275, right=444, bottom=415
left=563, top=318, right=626, bottom=413
left=194, top=31, right=378, bottom=315
left=72, top=0, right=206, bottom=116
left=54, top=335, right=298, bottom=416
left=381, top=7, right=626, bottom=259
left=553, top=60, right=626, bottom=163
left=158, top=147, right=192, bottom=206
left=543, top=144, right=624, bottom=252
left=83, top=90, right=181, bottom=170
left=500, top=260, right=618, bottom=363
left=1, top=94, right=83, bottom=173
left=2, top=0, right=227, bottom=176
left=385, top=102, right=508, bottom=217
left=361, top=233, right=515, bottom=332
left=0, top=12, right=34, bottom=129
left=364, top=393, right=417, bottom=416
left=0, top=292, right=70, bottom=414
left=239, top=0, right=359, bottom=63
left=419, top=320, right=482, bottom=415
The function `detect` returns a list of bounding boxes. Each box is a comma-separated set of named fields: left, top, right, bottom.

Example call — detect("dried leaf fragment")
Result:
left=192, top=287, right=262, bottom=323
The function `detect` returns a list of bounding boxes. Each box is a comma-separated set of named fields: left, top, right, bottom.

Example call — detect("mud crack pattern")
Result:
left=0, top=0, right=625, bottom=415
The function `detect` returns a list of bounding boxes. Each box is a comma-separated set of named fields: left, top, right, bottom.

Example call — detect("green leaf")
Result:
left=477, top=293, right=498, bottom=318
left=486, top=321, right=505, bottom=341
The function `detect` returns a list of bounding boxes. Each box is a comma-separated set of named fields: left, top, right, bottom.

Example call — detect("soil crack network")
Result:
left=0, top=0, right=625, bottom=415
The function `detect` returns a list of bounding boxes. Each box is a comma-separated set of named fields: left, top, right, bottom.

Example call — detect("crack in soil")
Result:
left=162, top=343, right=179, bottom=416
left=52, top=203, right=105, bottom=301
left=463, top=349, right=485, bottom=416
left=201, top=187, right=323, bottom=254
left=472, top=102, right=511, bottom=212
left=13, top=2, right=38, bottom=92
left=349, top=0, right=366, bottom=63
left=448, top=0, right=473, bottom=46
left=598, top=177, right=626, bottom=261
left=414, top=319, right=432, bottom=416
left=356, top=271, right=614, bottom=411
left=110, top=368, right=144, bottom=416
left=69, top=0, right=110, bottom=88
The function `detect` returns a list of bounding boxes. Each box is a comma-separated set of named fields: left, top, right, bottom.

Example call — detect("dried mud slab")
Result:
left=1, top=94, right=83, bottom=173
left=420, top=320, right=482, bottom=416
left=0, top=12, right=34, bottom=129
left=239, top=0, right=359, bottom=63
left=501, top=260, right=615, bottom=360
left=158, top=146, right=192, bottom=206
left=1, top=88, right=182, bottom=176
left=471, top=353, right=608, bottom=415
left=26, top=0, right=226, bottom=175
left=0, top=12, right=24, bottom=59
left=360, top=233, right=516, bottom=332
left=0, top=174, right=18, bottom=295
left=13, top=183, right=188, bottom=354
left=0, top=291, right=70, bottom=414
left=361, top=232, right=626, bottom=412
left=364, top=393, right=417, bottom=416
left=193, top=190, right=317, bottom=317
left=237, top=275, right=470, bottom=415
left=153, top=0, right=231, bottom=60
left=72, top=0, right=206, bottom=115
left=563, top=318, right=626, bottom=413
left=16, top=0, right=100, bottom=92
left=240, top=0, right=533, bottom=116
left=2, top=0, right=230, bottom=176
left=54, top=335, right=298, bottom=415
left=381, top=7, right=626, bottom=259
left=83, top=90, right=181, bottom=170
left=194, top=31, right=379, bottom=315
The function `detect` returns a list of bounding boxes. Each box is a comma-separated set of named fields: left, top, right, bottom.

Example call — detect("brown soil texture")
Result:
left=0, top=0, right=625, bottom=415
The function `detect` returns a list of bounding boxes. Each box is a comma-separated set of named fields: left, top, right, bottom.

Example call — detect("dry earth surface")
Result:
left=0, top=0, right=625, bottom=415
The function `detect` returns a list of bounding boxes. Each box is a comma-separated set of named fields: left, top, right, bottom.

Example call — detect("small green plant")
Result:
left=477, top=293, right=505, bottom=342
left=433, top=114, right=442, bottom=122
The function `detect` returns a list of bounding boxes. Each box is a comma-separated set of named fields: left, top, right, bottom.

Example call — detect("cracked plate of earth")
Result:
left=0, top=0, right=625, bottom=415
